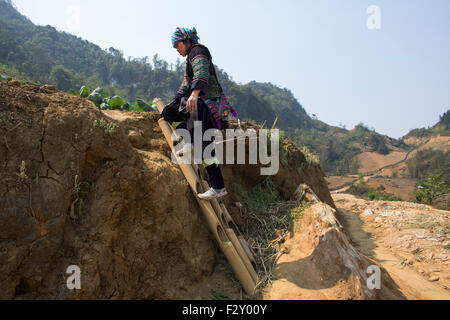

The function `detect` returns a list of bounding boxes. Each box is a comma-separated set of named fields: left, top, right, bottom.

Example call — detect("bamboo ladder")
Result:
left=153, top=98, right=258, bottom=297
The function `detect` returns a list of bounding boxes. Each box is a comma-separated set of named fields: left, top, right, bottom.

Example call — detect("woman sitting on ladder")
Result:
left=162, top=27, right=237, bottom=200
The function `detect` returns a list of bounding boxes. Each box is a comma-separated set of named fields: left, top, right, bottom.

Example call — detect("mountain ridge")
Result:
left=2, top=0, right=446, bottom=176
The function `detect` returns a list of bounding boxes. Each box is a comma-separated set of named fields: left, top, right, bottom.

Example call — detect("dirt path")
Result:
left=334, top=194, right=450, bottom=300
left=333, top=175, right=371, bottom=194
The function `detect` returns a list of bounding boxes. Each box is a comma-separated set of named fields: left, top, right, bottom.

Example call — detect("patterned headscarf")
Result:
left=171, top=27, right=200, bottom=47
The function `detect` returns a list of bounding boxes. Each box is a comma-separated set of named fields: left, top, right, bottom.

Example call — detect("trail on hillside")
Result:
left=329, top=136, right=450, bottom=193
left=334, top=193, right=450, bottom=300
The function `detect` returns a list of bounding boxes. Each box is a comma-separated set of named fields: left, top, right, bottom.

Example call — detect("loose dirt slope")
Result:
left=357, top=151, right=407, bottom=174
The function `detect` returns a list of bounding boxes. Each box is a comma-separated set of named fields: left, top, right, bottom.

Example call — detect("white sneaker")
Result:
left=198, top=187, right=228, bottom=200
left=175, top=143, right=193, bottom=157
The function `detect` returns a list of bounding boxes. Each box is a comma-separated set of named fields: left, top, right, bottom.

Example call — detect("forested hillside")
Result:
left=0, top=0, right=411, bottom=175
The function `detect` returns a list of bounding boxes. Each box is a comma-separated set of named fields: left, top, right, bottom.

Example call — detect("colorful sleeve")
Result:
left=190, top=53, right=210, bottom=94
left=175, top=65, right=190, bottom=99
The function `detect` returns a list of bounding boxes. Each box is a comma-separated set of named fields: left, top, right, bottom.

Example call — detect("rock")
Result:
left=9, top=80, right=21, bottom=87
left=364, top=209, right=374, bottom=216
left=294, top=184, right=321, bottom=204
left=428, top=276, right=439, bottom=282
left=127, top=130, right=145, bottom=148
left=40, top=85, right=57, bottom=93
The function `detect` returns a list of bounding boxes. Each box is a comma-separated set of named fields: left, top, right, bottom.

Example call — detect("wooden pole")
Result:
left=271, top=116, right=279, bottom=130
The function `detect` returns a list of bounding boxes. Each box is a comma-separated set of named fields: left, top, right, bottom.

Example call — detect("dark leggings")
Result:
left=162, top=99, right=225, bottom=190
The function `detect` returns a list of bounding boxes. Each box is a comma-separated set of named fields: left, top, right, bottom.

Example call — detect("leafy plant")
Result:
left=233, top=178, right=281, bottom=211
left=72, top=175, right=92, bottom=217
left=100, top=103, right=111, bottom=110
left=105, top=122, right=117, bottom=135
left=137, top=99, right=150, bottom=110
left=80, top=85, right=90, bottom=98
left=80, top=85, right=155, bottom=113
left=366, top=190, right=401, bottom=201
left=88, top=87, right=105, bottom=106
left=347, top=182, right=402, bottom=201
left=93, top=118, right=117, bottom=135
left=108, top=96, right=125, bottom=109
left=16, top=160, right=28, bottom=180
left=300, top=145, right=320, bottom=166
left=1, top=74, right=13, bottom=82
left=210, top=290, right=233, bottom=300
left=415, top=173, right=450, bottom=205
left=290, top=201, right=311, bottom=221
left=136, top=99, right=156, bottom=112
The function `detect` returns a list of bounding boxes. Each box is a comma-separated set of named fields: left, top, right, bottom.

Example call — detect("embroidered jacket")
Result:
left=175, top=44, right=222, bottom=100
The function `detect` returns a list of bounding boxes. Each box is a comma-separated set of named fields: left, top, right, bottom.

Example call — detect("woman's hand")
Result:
left=187, top=90, right=201, bottom=113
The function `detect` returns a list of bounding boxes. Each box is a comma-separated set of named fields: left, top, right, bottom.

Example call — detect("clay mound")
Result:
left=0, top=82, right=216, bottom=299
left=0, top=81, right=337, bottom=299
left=264, top=188, right=406, bottom=300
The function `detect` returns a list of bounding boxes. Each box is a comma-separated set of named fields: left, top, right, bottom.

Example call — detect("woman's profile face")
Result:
left=175, top=41, right=190, bottom=57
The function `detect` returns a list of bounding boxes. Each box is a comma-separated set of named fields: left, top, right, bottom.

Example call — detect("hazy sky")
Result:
left=10, top=0, right=450, bottom=138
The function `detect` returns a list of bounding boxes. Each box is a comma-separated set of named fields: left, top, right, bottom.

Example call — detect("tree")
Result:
left=152, top=54, right=168, bottom=70
left=49, top=65, right=77, bottom=91
left=415, top=173, right=450, bottom=205
left=439, top=109, right=450, bottom=129
left=174, top=58, right=184, bottom=76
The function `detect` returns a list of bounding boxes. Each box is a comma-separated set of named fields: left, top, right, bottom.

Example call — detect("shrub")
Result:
left=415, top=173, right=450, bottom=205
